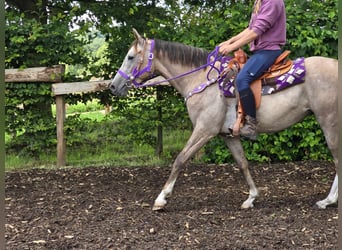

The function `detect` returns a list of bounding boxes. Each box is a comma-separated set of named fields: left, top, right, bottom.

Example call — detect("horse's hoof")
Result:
left=241, top=201, right=254, bottom=209
left=152, top=199, right=167, bottom=211
left=152, top=205, right=164, bottom=212
left=315, top=201, right=327, bottom=209
left=152, top=205, right=165, bottom=211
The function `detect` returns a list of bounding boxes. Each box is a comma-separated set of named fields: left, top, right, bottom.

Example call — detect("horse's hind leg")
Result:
left=314, top=114, right=338, bottom=209
left=305, top=56, right=338, bottom=208
left=152, top=128, right=213, bottom=211
left=222, top=137, right=259, bottom=208
left=316, top=174, right=338, bottom=209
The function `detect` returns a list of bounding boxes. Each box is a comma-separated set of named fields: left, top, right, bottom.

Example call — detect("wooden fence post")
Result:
left=56, top=95, right=66, bottom=167
left=51, top=79, right=112, bottom=167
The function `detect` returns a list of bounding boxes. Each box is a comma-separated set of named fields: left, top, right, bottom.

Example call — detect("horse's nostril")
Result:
left=110, top=84, right=115, bottom=91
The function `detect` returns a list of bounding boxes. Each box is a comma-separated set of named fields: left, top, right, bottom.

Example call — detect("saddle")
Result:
left=226, top=49, right=293, bottom=136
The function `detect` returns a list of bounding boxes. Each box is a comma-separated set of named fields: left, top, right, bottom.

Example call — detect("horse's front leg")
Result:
left=153, top=128, right=213, bottom=211
left=222, top=136, right=259, bottom=209
left=152, top=157, right=182, bottom=211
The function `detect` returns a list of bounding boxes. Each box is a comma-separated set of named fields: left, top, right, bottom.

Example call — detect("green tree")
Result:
left=5, top=1, right=89, bottom=156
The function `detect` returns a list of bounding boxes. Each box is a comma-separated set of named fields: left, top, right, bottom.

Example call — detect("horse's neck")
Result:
left=154, top=59, right=212, bottom=97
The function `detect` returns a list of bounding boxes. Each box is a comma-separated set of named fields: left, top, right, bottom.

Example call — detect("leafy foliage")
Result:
left=5, top=3, right=89, bottom=156
left=5, top=12, right=88, bottom=68
left=5, top=83, right=56, bottom=157
left=285, top=0, right=338, bottom=58
left=108, top=86, right=190, bottom=148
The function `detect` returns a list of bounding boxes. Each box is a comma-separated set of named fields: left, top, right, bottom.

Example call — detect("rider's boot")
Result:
left=240, top=115, right=258, bottom=140
left=239, top=88, right=258, bottom=140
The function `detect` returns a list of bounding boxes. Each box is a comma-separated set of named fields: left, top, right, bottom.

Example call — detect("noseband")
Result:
left=118, top=39, right=156, bottom=87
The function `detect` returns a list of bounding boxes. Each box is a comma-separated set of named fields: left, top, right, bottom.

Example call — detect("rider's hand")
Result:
left=218, top=41, right=233, bottom=55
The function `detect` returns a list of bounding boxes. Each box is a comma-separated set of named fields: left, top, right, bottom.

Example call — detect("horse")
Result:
left=109, top=29, right=338, bottom=211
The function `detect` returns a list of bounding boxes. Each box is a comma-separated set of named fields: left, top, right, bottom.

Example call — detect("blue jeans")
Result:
left=236, top=50, right=282, bottom=92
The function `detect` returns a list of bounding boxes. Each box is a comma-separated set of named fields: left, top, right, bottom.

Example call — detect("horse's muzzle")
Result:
left=109, top=81, right=130, bottom=96
left=109, top=83, right=117, bottom=96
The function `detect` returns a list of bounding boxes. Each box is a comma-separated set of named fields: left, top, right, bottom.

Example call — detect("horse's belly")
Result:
left=256, top=85, right=310, bottom=133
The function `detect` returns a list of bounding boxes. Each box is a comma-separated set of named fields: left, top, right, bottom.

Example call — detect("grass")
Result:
left=65, top=126, right=193, bottom=168
left=5, top=154, right=57, bottom=170
left=51, top=99, right=105, bottom=115
left=5, top=97, right=194, bottom=170
left=5, top=128, right=192, bottom=170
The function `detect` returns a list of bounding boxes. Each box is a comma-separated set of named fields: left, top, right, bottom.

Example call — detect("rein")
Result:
left=118, top=39, right=224, bottom=101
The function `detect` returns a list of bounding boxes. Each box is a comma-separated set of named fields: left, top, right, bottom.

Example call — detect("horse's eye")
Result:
left=128, top=55, right=134, bottom=60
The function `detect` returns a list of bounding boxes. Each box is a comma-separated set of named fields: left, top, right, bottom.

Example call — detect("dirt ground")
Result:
left=5, top=160, right=337, bottom=249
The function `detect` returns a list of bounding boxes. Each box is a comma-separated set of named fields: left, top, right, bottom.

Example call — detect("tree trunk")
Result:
left=155, top=86, right=163, bottom=157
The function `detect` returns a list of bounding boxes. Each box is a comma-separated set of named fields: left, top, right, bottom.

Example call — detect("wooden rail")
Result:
left=6, top=65, right=167, bottom=167
left=5, top=65, right=64, bottom=83
left=51, top=80, right=110, bottom=95
left=51, top=76, right=166, bottom=167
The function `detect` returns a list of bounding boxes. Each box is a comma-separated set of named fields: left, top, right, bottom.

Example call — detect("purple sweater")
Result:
left=249, top=0, right=286, bottom=51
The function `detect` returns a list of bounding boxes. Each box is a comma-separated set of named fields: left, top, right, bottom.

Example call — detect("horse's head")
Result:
left=109, top=29, right=155, bottom=96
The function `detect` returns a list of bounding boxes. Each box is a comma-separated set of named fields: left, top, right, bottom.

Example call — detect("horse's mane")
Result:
left=154, top=39, right=209, bottom=68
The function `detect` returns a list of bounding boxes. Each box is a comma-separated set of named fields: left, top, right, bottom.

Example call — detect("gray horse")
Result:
left=109, top=29, right=338, bottom=211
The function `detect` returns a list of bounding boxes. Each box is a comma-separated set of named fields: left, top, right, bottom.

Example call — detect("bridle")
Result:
left=118, top=39, right=156, bottom=88
left=117, top=37, right=229, bottom=101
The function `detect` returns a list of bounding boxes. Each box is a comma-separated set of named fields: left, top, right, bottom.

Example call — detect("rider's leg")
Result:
left=235, top=50, right=282, bottom=139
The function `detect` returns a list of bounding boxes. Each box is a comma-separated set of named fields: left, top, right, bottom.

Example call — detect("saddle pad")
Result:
left=219, top=57, right=306, bottom=97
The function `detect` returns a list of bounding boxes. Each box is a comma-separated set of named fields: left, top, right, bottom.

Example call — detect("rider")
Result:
left=219, top=0, right=286, bottom=140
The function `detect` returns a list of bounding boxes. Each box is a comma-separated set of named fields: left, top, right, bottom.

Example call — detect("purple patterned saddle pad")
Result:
left=218, top=57, right=306, bottom=97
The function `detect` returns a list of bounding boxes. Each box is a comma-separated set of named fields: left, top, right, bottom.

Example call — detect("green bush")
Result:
left=5, top=83, right=56, bottom=157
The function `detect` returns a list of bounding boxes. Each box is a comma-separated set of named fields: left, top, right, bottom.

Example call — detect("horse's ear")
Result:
left=132, top=28, right=143, bottom=42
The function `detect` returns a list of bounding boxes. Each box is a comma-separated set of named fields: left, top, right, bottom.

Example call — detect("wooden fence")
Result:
left=5, top=65, right=110, bottom=167
left=6, top=65, right=166, bottom=167
left=52, top=79, right=110, bottom=167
